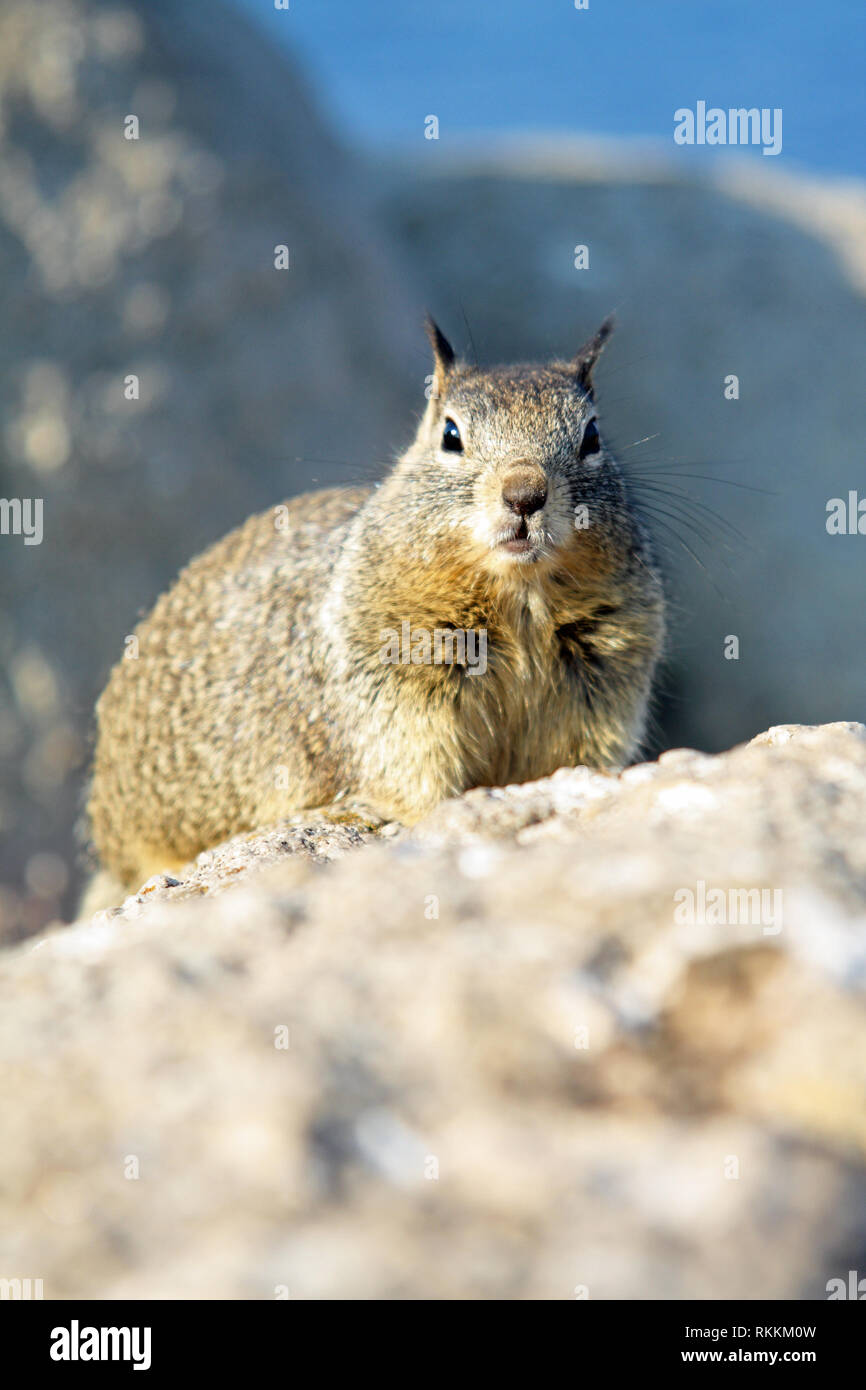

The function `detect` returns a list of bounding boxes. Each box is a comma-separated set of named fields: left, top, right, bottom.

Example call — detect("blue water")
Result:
left=235, top=0, right=865, bottom=177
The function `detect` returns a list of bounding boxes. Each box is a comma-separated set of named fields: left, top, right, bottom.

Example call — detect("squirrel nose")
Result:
left=501, top=466, right=547, bottom=518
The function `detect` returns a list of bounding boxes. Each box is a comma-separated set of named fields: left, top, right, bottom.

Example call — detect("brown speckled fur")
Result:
left=87, top=321, right=665, bottom=891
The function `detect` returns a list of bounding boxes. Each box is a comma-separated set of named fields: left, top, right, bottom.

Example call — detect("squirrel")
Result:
left=84, top=317, right=665, bottom=905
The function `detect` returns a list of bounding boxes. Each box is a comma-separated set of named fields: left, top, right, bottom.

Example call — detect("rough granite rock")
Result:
left=2, top=723, right=866, bottom=1299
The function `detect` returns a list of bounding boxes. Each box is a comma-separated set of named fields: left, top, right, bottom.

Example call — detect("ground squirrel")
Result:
left=85, top=318, right=665, bottom=902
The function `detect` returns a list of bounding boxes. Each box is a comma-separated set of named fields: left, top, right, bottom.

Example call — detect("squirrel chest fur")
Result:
left=87, top=318, right=665, bottom=893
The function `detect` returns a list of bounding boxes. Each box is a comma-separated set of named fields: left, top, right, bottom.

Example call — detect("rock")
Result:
left=2, top=723, right=865, bottom=1299
left=98, top=816, right=386, bottom=919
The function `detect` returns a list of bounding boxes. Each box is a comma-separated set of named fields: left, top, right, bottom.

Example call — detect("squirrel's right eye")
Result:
left=579, top=418, right=600, bottom=460
left=441, top=418, right=463, bottom=453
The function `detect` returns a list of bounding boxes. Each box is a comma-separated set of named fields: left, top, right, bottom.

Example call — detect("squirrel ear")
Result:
left=572, top=315, right=615, bottom=396
left=425, top=315, right=455, bottom=396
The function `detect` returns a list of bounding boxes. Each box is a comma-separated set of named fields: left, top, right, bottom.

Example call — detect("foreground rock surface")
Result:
left=2, top=723, right=866, bottom=1299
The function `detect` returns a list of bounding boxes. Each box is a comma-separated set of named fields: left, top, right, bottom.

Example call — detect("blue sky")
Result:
left=235, top=0, right=865, bottom=176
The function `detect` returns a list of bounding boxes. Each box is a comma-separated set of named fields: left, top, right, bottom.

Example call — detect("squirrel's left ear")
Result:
left=572, top=315, right=614, bottom=396
left=425, top=315, right=455, bottom=397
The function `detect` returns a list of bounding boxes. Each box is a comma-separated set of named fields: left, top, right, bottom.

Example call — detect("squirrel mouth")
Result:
left=500, top=518, right=536, bottom=556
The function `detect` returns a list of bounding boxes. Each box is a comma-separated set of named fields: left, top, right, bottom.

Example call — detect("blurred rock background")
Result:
left=3, top=723, right=866, bottom=1298
left=0, top=0, right=423, bottom=936
left=1, top=0, right=865, bottom=934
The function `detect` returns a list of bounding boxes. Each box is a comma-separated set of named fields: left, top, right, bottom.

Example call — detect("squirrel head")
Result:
left=393, top=316, right=621, bottom=583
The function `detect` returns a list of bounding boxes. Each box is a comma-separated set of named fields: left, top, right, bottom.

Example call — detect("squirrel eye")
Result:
left=579, top=418, right=600, bottom=460
left=441, top=417, right=463, bottom=453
